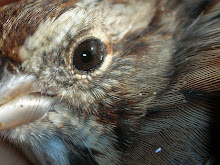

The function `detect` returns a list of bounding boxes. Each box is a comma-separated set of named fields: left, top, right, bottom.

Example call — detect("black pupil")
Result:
left=81, top=51, right=94, bottom=63
left=73, top=39, right=103, bottom=71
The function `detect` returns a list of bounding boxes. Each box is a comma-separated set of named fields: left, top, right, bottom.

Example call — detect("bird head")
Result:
left=0, top=0, right=219, bottom=164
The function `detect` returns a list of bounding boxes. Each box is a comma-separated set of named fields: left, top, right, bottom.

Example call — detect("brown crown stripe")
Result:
left=0, top=0, right=21, bottom=7
left=0, top=0, right=79, bottom=63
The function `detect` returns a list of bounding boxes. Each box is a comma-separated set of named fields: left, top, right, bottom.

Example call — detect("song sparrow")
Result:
left=0, top=0, right=219, bottom=164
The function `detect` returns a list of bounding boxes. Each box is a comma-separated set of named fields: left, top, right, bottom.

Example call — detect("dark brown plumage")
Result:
left=0, top=0, right=219, bottom=164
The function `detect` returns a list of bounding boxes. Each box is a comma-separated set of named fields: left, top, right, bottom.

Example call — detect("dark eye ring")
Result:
left=72, top=38, right=105, bottom=71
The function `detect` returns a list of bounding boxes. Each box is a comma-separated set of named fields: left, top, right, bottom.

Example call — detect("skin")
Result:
left=0, top=0, right=219, bottom=164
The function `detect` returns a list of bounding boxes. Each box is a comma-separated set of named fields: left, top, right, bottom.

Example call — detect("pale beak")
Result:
left=0, top=60, right=52, bottom=131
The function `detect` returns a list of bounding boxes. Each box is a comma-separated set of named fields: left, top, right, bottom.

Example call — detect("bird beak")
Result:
left=0, top=60, right=52, bottom=131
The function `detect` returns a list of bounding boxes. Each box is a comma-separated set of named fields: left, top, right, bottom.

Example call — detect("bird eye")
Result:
left=73, top=39, right=105, bottom=71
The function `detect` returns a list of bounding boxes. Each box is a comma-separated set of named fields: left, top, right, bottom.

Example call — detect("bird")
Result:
left=0, top=0, right=219, bottom=164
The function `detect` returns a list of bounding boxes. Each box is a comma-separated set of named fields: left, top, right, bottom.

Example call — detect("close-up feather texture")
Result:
left=0, top=0, right=219, bottom=164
